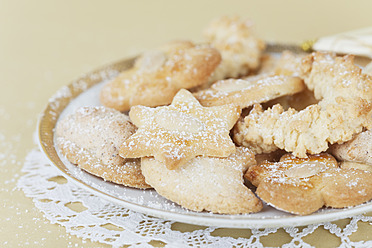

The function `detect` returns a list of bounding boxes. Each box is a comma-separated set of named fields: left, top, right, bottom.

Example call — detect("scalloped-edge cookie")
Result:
left=141, top=147, right=263, bottom=214
left=55, top=106, right=151, bottom=189
left=245, top=153, right=372, bottom=215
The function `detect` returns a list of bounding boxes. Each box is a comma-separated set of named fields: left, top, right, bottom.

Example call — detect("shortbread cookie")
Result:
left=245, top=153, right=372, bottom=215
left=193, top=74, right=305, bottom=107
left=55, top=106, right=151, bottom=188
left=119, top=89, right=241, bottom=170
left=329, top=129, right=372, bottom=165
left=100, top=40, right=221, bottom=111
left=204, top=16, right=265, bottom=84
left=141, top=147, right=263, bottom=214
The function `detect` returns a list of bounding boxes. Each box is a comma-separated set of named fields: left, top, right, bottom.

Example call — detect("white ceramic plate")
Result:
left=38, top=45, right=372, bottom=228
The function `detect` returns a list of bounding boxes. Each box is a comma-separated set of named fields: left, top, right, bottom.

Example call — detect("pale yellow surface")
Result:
left=1, top=0, right=372, bottom=247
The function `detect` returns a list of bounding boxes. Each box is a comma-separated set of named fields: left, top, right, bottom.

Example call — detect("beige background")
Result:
left=1, top=0, right=372, bottom=247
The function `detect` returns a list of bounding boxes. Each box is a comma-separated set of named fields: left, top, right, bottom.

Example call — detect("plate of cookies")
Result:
left=38, top=16, right=372, bottom=228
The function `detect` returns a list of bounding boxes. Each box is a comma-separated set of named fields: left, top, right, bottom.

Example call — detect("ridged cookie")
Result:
left=234, top=52, right=372, bottom=157
left=55, top=106, right=151, bottom=188
left=141, top=147, right=263, bottom=214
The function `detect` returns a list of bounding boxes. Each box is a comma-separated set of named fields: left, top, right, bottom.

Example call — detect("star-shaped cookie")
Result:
left=119, top=89, right=241, bottom=169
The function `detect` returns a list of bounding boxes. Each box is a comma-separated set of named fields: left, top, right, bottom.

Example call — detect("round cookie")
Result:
left=55, top=106, right=151, bottom=189
left=141, top=147, right=263, bottom=214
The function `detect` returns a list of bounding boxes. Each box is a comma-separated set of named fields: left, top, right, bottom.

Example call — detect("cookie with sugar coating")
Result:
left=119, top=89, right=241, bottom=170
left=245, top=153, right=372, bottom=215
left=193, top=74, right=305, bottom=108
left=141, top=147, right=263, bottom=214
left=233, top=52, right=372, bottom=158
left=55, top=106, right=151, bottom=189
left=100, top=40, right=221, bottom=111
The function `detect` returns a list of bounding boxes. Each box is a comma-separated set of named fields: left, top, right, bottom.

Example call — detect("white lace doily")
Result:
left=18, top=147, right=372, bottom=248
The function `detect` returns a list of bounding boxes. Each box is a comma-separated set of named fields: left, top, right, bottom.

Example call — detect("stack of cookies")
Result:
left=55, top=16, right=372, bottom=215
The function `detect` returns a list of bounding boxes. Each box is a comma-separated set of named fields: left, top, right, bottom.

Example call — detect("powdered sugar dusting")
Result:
left=140, top=147, right=261, bottom=214
left=194, top=74, right=304, bottom=108
left=121, top=89, right=239, bottom=169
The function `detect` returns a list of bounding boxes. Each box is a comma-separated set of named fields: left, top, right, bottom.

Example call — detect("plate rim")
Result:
left=37, top=44, right=372, bottom=228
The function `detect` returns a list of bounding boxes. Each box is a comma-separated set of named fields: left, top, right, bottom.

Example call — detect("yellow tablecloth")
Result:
left=1, top=1, right=371, bottom=247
